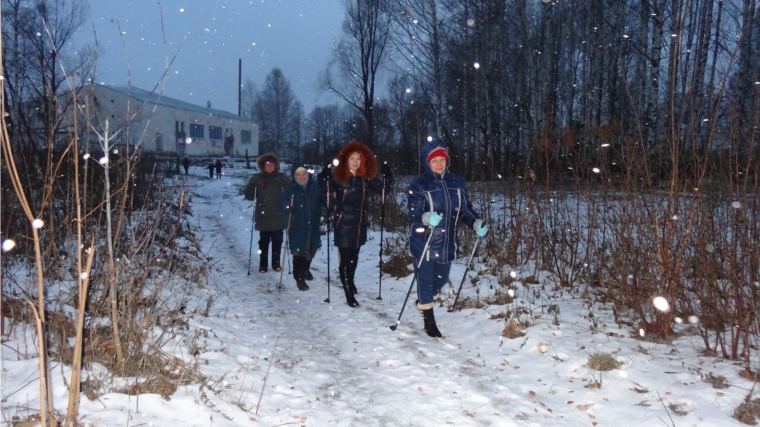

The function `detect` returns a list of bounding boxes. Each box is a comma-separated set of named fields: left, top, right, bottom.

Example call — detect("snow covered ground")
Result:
left=2, top=164, right=754, bottom=426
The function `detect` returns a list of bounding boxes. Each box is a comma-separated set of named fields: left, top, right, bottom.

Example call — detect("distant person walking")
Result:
left=182, top=157, right=190, bottom=175
left=244, top=154, right=290, bottom=272
left=407, top=139, right=487, bottom=338
left=215, top=159, right=223, bottom=178
left=207, top=162, right=215, bottom=179
left=282, top=166, right=324, bottom=291
left=318, top=140, right=392, bottom=308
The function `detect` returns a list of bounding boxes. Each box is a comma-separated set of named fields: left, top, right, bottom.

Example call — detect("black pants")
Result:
left=259, top=230, right=283, bottom=268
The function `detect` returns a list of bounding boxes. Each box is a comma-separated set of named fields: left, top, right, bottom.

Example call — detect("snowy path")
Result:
left=187, top=168, right=535, bottom=426
left=60, top=166, right=744, bottom=427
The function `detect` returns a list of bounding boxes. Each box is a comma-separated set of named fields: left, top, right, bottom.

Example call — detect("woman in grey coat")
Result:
left=244, top=154, right=290, bottom=272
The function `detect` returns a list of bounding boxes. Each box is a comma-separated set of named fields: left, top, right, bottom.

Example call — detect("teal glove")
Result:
left=474, top=220, right=488, bottom=237
left=423, top=212, right=443, bottom=227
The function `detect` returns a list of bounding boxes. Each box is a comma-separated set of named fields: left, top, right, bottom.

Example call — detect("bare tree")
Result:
left=320, top=0, right=392, bottom=148
left=252, top=68, right=299, bottom=155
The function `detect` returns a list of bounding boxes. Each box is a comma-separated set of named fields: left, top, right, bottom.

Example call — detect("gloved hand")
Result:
left=317, top=162, right=332, bottom=182
left=474, top=220, right=488, bottom=237
left=381, top=161, right=393, bottom=180
left=423, top=212, right=443, bottom=227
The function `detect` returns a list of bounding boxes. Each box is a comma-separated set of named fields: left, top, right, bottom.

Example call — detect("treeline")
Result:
left=243, top=0, right=759, bottom=183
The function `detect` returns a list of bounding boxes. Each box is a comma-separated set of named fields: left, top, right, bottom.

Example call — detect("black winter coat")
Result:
left=327, top=174, right=385, bottom=249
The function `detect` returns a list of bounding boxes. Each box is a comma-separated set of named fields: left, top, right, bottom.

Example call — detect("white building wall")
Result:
left=86, top=85, right=258, bottom=158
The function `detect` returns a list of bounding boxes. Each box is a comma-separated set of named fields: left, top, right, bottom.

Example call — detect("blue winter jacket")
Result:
left=408, top=140, right=480, bottom=263
left=282, top=173, right=323, bottom=255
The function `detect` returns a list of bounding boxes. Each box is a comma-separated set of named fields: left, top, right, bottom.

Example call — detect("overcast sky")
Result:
left=82, top=0, right=345, bottom=114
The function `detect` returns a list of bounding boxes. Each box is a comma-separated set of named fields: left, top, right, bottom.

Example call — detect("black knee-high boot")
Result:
left=346, top=262, right=358, bottom=294
left=304, top=258, right=314, bottom=281
left=293, top=256, right=309, bottom=291
left=340, top=265, right=359, bottom=307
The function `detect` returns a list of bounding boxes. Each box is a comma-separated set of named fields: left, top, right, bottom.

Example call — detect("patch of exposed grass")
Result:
left=734, top=399, right=760, bottom=425
left=382, top=253, right=414, bottom=278
left=704, top=373, right=729, bottom=389
left=501, top=319, right=527, bottom=338
left=587, top=352, right=622, bottom=371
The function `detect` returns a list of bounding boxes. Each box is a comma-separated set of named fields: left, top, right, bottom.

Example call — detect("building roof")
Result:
left=99, top=85, right=249, bottom=121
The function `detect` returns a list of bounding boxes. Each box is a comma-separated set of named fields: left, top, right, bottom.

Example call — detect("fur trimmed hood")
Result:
left=256, top=153, right=280, bottom=171
left=333, top=140, right=377, bottom=183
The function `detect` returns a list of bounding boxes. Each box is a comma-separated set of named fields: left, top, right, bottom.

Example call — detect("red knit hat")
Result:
left=427, top=146, right=449, bottom=163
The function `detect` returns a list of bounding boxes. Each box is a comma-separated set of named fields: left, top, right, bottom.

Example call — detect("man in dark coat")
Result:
left=182, top=157, right=190, bottom=175
left=207, top=162, right=215, bottom=179
left=244, top=154, right=290, bottom=272
left=282, top=166, right=324, bottom=290
left=215, top=159, right=223, bottom=178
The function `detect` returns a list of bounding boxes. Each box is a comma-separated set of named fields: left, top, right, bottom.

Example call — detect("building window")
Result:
left=189, top=123, right=204, bottom=138
left=241, top=130, right=252, bottom=144
left=209, top=126, right=222, bottom=140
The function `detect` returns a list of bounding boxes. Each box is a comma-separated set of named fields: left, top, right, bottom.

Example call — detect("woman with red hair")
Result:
left=319, top=141, right=392, bottom=307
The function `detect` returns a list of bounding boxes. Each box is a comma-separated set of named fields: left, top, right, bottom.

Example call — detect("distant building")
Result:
left=70, top=84, right=258, bottom=158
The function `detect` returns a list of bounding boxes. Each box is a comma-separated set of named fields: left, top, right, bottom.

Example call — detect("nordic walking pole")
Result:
left=389, top=229, right=435, bottom=331
left=324, top=177, right=331, bottom=303
left=447, top=236, right=482, bottom=312
left=246, top=188, right=257, bottom=275
left=278, top=194, right=294, bottom=289
left=376, top=180, right=385, bottom=300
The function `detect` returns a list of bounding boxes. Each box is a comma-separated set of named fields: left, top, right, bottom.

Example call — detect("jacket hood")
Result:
left=333, top=140, right=378, bottom=183
left=421, top=139, right=448, bottom=176
left=256, top=153, right=280, bottom=171
left=290, top=160, right=314, bottom=185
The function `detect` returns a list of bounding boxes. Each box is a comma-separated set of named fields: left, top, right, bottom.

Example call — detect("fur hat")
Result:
left=256, top=153, right=280, bottom=171
left=333, top=140, right=378, bottom=183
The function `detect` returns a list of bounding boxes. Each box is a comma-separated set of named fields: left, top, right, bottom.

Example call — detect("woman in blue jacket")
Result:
left=407, top=139, right=488, bottom=338
left=282, top=167, right=323, bottom=291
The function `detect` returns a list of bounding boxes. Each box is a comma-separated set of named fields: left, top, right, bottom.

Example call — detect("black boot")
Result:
left=305, top=258, right=314, bottom=281
left=346, top=263, right=358, bottom=294
left=420, top=307, right=443, bottom=339
left=293, top=257, right=309, bottom=291
left=259, top=253, right=268, bottom=273
left=340, top=265, right=359, bottom=307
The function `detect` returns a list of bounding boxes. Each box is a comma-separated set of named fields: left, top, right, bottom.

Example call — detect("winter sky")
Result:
left=82, top=0, right=345, bottom=114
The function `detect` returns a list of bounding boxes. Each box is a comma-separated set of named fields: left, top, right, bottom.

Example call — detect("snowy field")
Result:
left=2, top=164, right=754, bottom=426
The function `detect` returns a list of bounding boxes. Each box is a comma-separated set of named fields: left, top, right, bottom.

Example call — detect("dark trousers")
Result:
left=415, top=258, right=452, bottom=308
left=259, top=230, right=284, bottom=269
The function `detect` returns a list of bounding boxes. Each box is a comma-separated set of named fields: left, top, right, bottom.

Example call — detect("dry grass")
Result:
left=501, top=319, right=527, bottom=339
left=704, top=373, right=730, bottom=389
left=734, top=399, right=760, bottom=425
left=587, top=352, right=622, bottom=371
